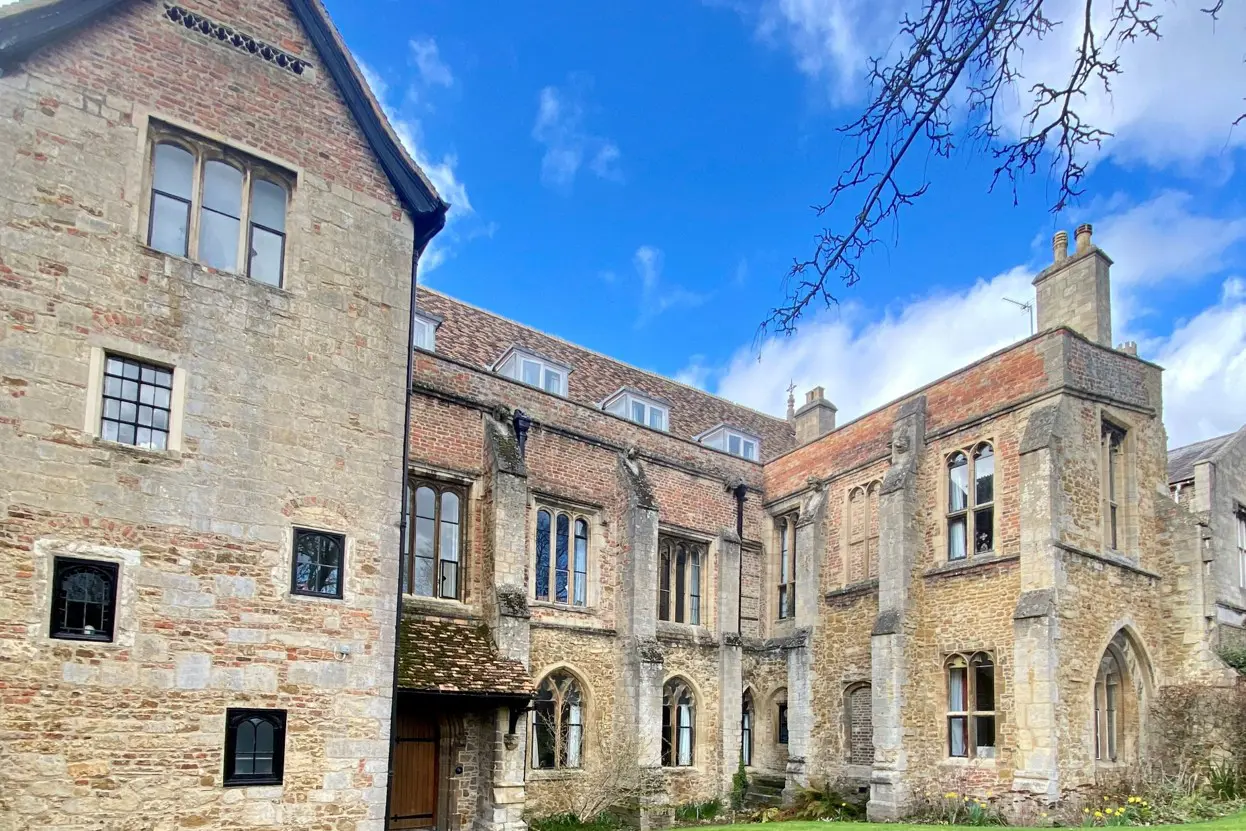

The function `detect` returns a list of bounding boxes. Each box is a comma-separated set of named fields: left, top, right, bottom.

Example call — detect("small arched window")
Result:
left=847, top=483, right=881, bottom=583
left=947, top=443, right=995, bottom=561
left=662, top=678, right=696, bottom=767
left=149, top=142, right=194, bottom=256
left=199, top=160, right=244, bottom=271
left=405, top=480, right=463, bottom=599
left=776, top=513, right=797, bottom=619
left=741, top=690, right=754, bottom=765
left=248, top=178, right=287, bottom=285
left=532, top=670, right=585, bottom=769
left=534, top=508, right=590, bottom=607
left=1094, top=649, right=1121, bottom=762
left=50, top=556, right=119, bottom=642
left=658, top=536, right=706, bottom=625
left=945, top=652, right=996, bottom=758
left=224, top=708, right=286, bottom=786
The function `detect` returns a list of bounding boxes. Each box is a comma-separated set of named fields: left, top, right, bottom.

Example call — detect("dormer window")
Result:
left=413, top=311, right=440, bottom=352
left=601, top=389, right=668, bottom=431
left=495, top=347, right=570, bottom=396
left=696, top=424, right=760, bottom=460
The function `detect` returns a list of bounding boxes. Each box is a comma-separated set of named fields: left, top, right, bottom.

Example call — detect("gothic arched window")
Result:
left=531, top=671, right=585, bottom=769
left=50, top=557, right=119, bottom=642
left=662, top=678, right=696, bottom=767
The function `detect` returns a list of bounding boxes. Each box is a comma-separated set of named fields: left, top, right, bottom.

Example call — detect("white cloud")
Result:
left=756, top=0, right=905, bottom=101
left=357, top=57, right=472, bottom=274
left=409, top=37, right=454, bottom=90
left=696, top=193, right=1246, bottom=446
left=712, top=266, right=1035, bottom=418
left=634, top=246, right=709, bottom=327
left=533, top=80, right=622, bottom=191
left=1011, top=0, right=1246, bottom=167
left=1154, top=279, right=1246, bottom=447
left=743, top=0, right=1246, bottom=166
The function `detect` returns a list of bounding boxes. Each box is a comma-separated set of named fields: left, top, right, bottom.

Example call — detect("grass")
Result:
left=695, top=811, right=1246, bottom=831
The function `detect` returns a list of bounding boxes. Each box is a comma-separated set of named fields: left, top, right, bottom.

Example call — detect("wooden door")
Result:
left=391, top=710, right=439, bottom=830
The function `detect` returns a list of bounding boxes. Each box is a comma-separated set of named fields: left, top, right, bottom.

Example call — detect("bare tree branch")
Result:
left=766, top=0, right=1238, bottom=335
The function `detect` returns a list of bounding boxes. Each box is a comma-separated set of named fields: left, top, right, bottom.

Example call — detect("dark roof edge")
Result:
left=288, top=0, right=447, bottom=242
left=0, top=0, right=126, bottom=66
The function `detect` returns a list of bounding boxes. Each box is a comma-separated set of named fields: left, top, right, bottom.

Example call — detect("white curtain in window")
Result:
left=566, top=702, right=583, bottom=768
left=677, top=703, right=693, bottom=766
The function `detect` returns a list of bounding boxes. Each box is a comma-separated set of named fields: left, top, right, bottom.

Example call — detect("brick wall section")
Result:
left=416, top=288, right=796, bottom=460
left=0, top=1, right=417, bottom=828
left=765, top=336, right=1052, bottom=500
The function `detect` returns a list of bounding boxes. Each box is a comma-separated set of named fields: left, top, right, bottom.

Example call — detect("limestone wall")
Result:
left=0, top=1, right=416, bottom=828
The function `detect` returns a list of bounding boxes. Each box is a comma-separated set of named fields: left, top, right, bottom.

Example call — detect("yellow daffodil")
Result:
left=1094, top=811, right=1103, bottom=818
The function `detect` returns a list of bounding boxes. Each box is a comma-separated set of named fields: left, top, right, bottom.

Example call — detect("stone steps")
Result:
left=745, top=774, right=786, bottom=807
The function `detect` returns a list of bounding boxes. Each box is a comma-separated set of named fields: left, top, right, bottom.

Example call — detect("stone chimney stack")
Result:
left=1033, top=223, right=1113, bottom=347
left=794, top=386, right=837, bottom=445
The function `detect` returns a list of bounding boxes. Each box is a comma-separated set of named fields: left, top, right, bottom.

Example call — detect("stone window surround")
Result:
left=1098, top=408, right=1138, bottom=559
left=660, top=673, right=702, bottom=770
left=1236, top=505, right=1246, bottom=590
left=83, top=341, right=188, bottom=455
left=131, top=110, right=301, bottom=291
left=764, top=500, right=801, bottom=626
left=527, top=493, right=603, bottom=611
left=528, top=663, right=594, bottom=776
left=656, top=527, right=715, bottom=631
left=403, top=467, right=475, bottom=608
left=29, top=539, right=142, bottom=651
left=933, top=436, right=996, bottom=565
left=943, top=650, right=998, bottom=762
left=841, top=479, right=882, bottom=585
left=286, top=524, right=350, bottom=603
left=406, top=476, right=469, bottom=602
left=773, top=512, right=798, bottom=621
left=842, top=680, right=873, bottom=768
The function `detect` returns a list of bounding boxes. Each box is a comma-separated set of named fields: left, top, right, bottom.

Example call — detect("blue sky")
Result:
left=329, top=0, right=1246, bottom=447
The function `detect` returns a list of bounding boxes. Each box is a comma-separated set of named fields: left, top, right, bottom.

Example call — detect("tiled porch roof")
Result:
left=397, top=615, right=532, bottom=697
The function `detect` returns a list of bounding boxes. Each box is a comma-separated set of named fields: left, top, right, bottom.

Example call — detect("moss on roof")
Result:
left=396, top=615, right=532, bottom=696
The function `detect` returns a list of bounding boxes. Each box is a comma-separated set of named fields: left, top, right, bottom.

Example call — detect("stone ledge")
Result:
left=402, top=595, right=475, bottom=619
left=1056, top=542, right=1161, bottom=580
left=530, top=619, right=617, bottom=636
left=824, top=579, right=879, bottom=607
left=923, top=553, right=1019, bottom=581
left=655, top=621, right=718, bottom=648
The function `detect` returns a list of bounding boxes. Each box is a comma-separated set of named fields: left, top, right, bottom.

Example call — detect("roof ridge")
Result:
left=419, top=286, right=794, bottom=429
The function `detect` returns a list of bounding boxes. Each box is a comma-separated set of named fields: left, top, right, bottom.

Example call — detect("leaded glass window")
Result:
left=534, top=507, right=590, bottom=607
left=658, top=536, right=706, bottom=625
left=531, top=671, right=585, bottom=770
left=291, top=528, right=344, bottom=598
left=776, top=513, right=797, bottom=619
left=662, top=678, right=696, bottom=767
left=50, top=556, right=118, bottom=642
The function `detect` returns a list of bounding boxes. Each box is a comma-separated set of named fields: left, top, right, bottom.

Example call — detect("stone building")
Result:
left=0, top=3, right=1242, bottom=831
left=0, top=1, right=445, bottom=830
left=1168, top=428, right=1246, bottom=650
left=397, top=225, right=1243, bottom=828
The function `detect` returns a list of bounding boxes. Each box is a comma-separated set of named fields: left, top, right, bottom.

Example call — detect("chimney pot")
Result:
left=1118, top=341, right=1138, bottom=356
left=805, top=386, right=825, bottom=405
left=1075, top=223, right=1093, bottom=253
left=1053, top=230, right=1069, bottom=263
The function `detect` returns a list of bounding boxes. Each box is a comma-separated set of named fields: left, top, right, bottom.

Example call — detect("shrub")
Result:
left=1216, top=644, right=1246, bottom=674
left=730, top=757, right=749, bottom=811
left=788, top=782, right=864, bottom=822
left=527, top=812, right=625, bottom=831
left=673, top=799, right=721, bottom=823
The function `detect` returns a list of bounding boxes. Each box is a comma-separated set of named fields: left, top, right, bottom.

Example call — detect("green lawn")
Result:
left=697, top=812, right=1246, bottom=831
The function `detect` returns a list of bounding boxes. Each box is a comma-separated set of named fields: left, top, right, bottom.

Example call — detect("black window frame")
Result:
left=100, top=353, right=175, bottom=450
left=223, top=708, right=287, bottom=787
left=289, top=528, right=345, bottom=600
left=50, top=556, right=119, bottom=642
